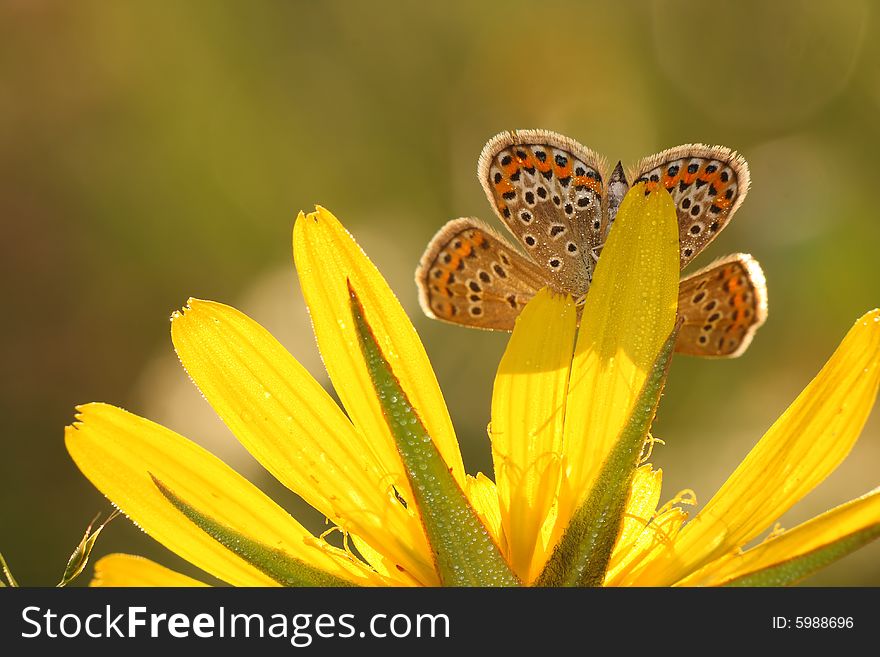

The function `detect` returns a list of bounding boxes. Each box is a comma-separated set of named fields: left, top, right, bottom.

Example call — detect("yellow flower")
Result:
left=489, top=187, right=880, bottom=586
left=66, top=189, right=880, bottom=587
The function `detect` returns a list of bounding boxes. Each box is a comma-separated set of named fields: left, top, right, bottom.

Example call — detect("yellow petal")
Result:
left=466, top=473, right=505, bottom=552
left=293, top=207, right=465, bottom=497
left=678, top=487, right=880, bottom=587
left=559, top=186, right=679, bottom=526
left=66, top=403, right=383, bottom=587
left=606, top=505, right=688, bottom=586
left=607, top=465, right=664, bottom=570
left=349, top=534, right=421, bottom=586
left=490, top=289, right=576, bottom=581
left=171, top=299, right=436, bottom=586
left=91, top=554, right=209, bottom=587
left=638, top=309, right=880, bottom=585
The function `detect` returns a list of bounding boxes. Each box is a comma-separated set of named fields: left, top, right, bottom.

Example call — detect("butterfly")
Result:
left=416, top=129, right=767, bottom=357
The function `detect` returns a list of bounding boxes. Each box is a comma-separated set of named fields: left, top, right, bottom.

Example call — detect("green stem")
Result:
left=536, top=324, right=679, bottom=587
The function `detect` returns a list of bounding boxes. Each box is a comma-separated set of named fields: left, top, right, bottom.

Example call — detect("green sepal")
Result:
left=724, top=524, right=880, bottom=587
left=151, top=475, right=357, bottom=587
left=58, top=510, right=119, bottom=587
left=0, top=552, right=18, bottom=587
left=536, top=323, right=679, bottom=587
left=349, top=282, right=520, bottom=587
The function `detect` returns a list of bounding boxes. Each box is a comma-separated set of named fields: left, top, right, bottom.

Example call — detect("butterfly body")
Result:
left=417, top=129, right=767, bottom=357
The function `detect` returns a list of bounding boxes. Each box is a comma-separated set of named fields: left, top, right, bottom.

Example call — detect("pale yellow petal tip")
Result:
left=292, top=205, right=348, bottom=250
left=63, top=419, right=82, bottom=442
left=170, top=298, right=195, bottom=325
left=169, top=299, right=232, bottom=339
left=171, top=297, right=211, bottom=319
left=624, top=181, right=675, bottom=213
left=519, top=287, right=576, bottom=315
left=301, top=208, right=320, bottom=223
left=646, top=182, right=676, bottom=209
left=295, top=205, right=336, bottom=225
left=170, top=300, right=199, bottom=344
left=66, top=402, right=111, bottom=432
left=293, top=205, right=373, bottom=274
left=849, top=309, right=880, bottom=355
left=91, top=554, right=209, bottom=587
left=290, top=210, right=309, bottom=242
left=510, top=288, right=577, bottom=345
left=64, top=403, right=120, bottom=457
left=857, top=308, right=880, bottom=326
left=90, top=553, right=139, bottom=587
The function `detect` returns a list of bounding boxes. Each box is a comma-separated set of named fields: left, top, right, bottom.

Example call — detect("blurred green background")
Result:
left=2, top=0, right=878, bottom=586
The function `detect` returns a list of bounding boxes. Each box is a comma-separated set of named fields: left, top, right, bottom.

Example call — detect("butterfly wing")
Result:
left=631, top=144, right=750, bottom=269
left=478, top=129, right=608, bottom=298
left=416, top=218, right=547, bottom=331
left=675, top=253, right=768, bottom=357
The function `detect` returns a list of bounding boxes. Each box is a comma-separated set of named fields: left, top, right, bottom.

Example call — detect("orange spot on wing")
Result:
left=494, top=179, right=514, bottom=193
left=502, top=160, right=520, bottom=177
left=554, top=160, right=573, bottom=178
left=572, top=175, right=602, bottom=194
left=454, top=240, right=473, bottom=258
left=533, top=150, right=553, bottom=172
left=702, top=169, right=735, bottom=209
left=711, top=183, right=733, bottom=209
left=731, top=289, right=754, bottom=324
left=446, top=254, right=461, bottom=274
left=434, top=300, right=452, bottom=317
